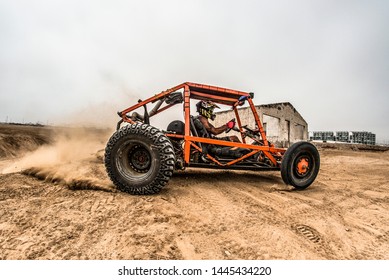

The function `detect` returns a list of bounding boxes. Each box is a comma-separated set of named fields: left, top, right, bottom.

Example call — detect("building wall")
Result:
left=213, top=102, right=308, bottom=147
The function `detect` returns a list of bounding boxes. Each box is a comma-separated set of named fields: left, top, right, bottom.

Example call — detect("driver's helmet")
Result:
left=196, top=100, right=220, bottom=120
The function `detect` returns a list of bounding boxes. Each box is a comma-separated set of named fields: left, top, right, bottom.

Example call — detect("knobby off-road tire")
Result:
left=281, top=141, right=320, bottom=189
left=104, top=123, right=175, bottom=195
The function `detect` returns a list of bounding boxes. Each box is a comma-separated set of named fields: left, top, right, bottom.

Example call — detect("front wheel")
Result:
left=104, top=123, right=175, bottom=195
left=281, top=142, right=320, bottom=189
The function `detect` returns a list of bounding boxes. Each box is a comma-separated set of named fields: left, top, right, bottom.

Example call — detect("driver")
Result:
left=195, top=100, right=241, bottom=143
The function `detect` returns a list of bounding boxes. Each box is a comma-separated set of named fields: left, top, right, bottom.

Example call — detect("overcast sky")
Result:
left=0, top=0, right=388, bottom=141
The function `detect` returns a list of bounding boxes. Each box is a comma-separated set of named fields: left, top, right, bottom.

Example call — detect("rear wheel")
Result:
left=281, top=142, right=320, bottom=189
left=104, top=123, right=175, bottom=195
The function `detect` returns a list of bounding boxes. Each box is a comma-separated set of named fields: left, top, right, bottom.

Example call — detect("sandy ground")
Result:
left=0, top=124, right=388, bottom=260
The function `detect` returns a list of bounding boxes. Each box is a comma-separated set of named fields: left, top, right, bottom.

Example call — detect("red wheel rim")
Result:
left=296, top=157, right=309, bottom=176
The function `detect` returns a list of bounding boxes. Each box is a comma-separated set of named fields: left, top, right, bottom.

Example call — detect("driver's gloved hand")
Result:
left=226, top=119, right=235, bottom=129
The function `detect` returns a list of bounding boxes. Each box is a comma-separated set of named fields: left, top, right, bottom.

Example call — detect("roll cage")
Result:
left=117, top=82, right=286, bottom=170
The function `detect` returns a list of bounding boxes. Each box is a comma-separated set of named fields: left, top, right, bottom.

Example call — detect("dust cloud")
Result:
left=1, top=126, right=114, bottom=191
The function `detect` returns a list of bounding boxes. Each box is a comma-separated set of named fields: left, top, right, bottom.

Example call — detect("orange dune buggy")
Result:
left=104, top=82, right=320, bottom=195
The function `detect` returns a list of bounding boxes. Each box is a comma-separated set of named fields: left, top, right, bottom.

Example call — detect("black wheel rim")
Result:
left=128, top=145, right=151, bottom=173
left=116, top=140, right=154, bottom=180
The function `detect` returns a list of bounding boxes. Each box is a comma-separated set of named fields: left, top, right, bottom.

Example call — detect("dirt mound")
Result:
left=0, top=124, right=53, bottom=158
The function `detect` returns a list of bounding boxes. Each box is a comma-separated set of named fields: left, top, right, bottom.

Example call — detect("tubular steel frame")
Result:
left=117, top=82, right=286, bottom=169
